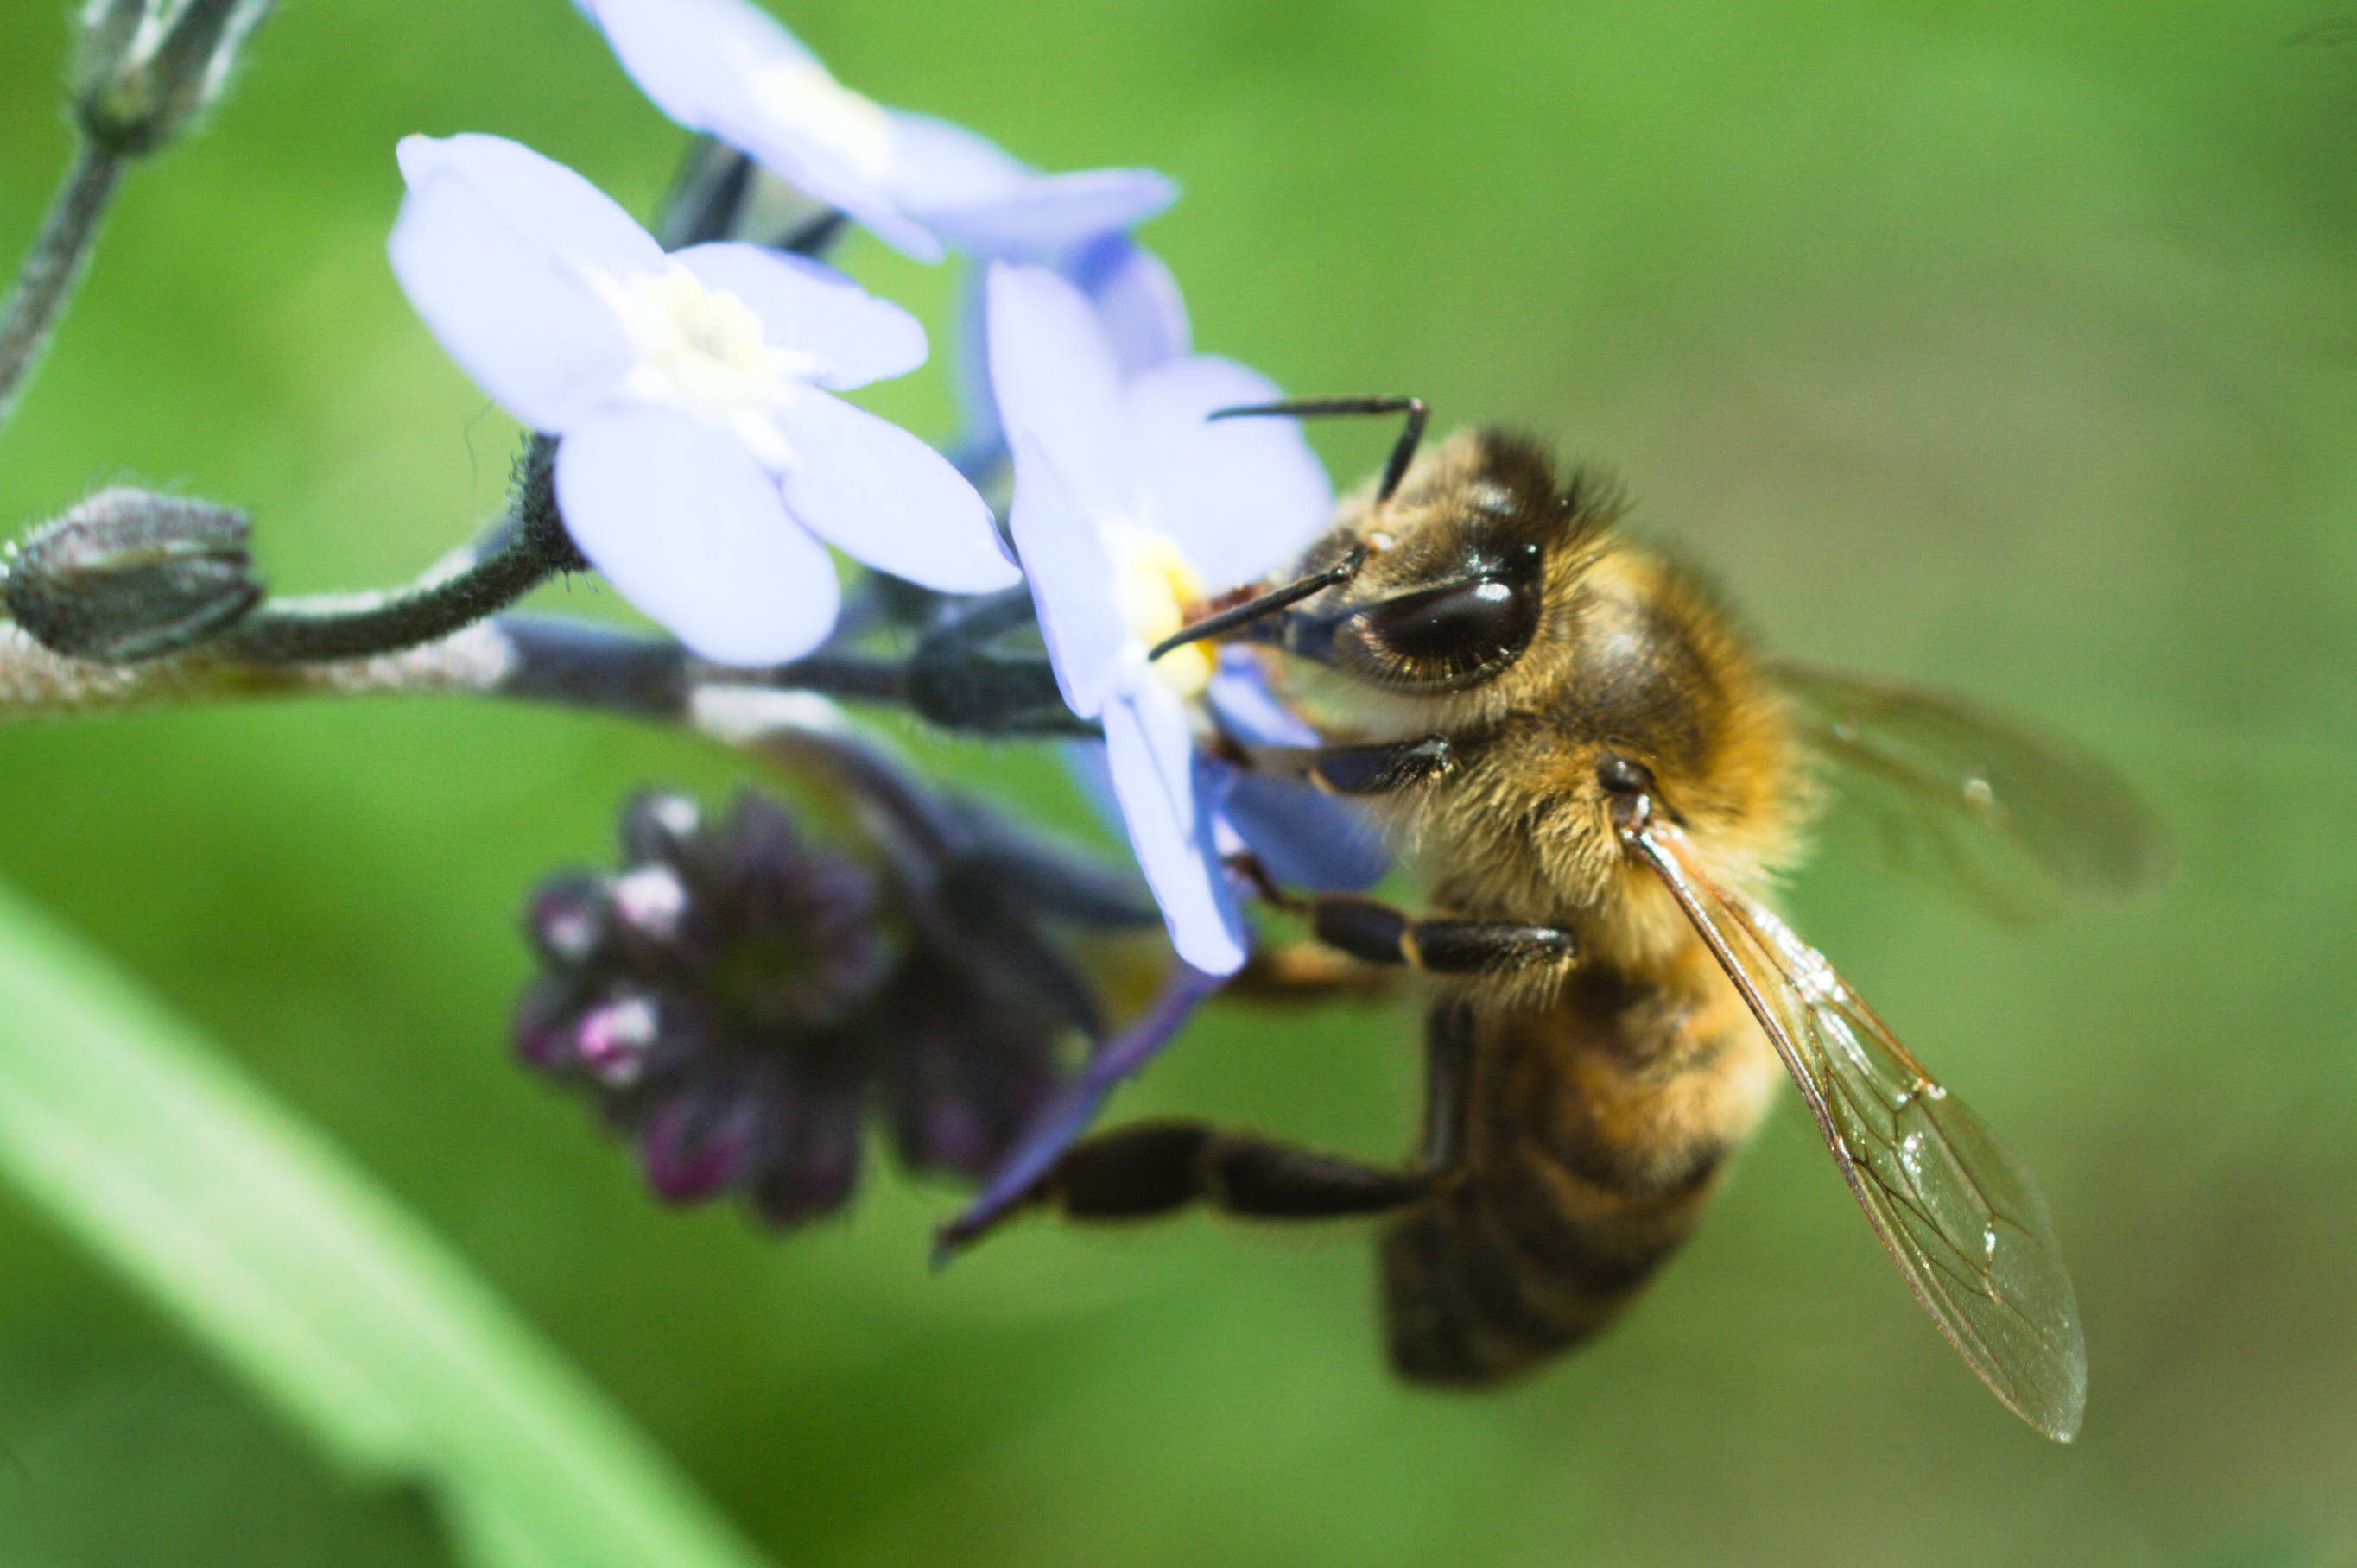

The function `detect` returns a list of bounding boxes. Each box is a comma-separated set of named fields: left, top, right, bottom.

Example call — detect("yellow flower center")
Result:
left=595, top=265, right=824, bottom=468
left=1106, top=525, right=1213, bottom=699
left=748, top=58, right=897, bottom=181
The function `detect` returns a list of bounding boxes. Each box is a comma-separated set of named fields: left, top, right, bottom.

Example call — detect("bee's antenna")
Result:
left=1209, top=395, right=1429, bottom=504
left=1147, top=545, right=1367, bottom=661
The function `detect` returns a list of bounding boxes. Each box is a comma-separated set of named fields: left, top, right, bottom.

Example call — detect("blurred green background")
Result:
left=2, top=0, right=2354, bottom=1563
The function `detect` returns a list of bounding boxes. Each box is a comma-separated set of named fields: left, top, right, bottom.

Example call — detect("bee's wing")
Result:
left=1771, top=660, right=2166, bottom=917
left=1627, top=813, right=2088, bottom=1441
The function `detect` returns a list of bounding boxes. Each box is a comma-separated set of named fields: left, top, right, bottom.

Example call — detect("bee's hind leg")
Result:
left=1032, top=1120, right=1429, bottom=1222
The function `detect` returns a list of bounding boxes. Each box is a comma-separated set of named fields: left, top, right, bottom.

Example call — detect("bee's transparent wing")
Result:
left=1627, top=814, right=2087, bottom=1440
left=1772, top=660, right=2166, bottom=917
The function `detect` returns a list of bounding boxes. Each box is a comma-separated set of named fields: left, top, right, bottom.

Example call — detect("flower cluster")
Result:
left=516, top=784, right=1156, bottom=1223
left=396, top=0, right=1397, bottom=1220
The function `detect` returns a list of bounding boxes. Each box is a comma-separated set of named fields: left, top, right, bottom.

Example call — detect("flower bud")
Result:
left=639, top=1070, right=774, bottom=1203
left=4, top=487, right=263, bottom=662
left=749, top=1082, right=863, bottom=1227
left=525, top=872, right=610, bottom=969
left=75, top=0, right=276, bottom=155
left=618, top=789, right=703, bottom=867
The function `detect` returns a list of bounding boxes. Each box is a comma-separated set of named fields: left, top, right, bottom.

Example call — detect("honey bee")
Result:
left=1012, top=400, right=2161, bottom=1443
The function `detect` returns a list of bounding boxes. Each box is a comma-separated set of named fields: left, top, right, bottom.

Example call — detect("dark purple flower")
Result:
left=514, top=783, right=1153, bottom=1227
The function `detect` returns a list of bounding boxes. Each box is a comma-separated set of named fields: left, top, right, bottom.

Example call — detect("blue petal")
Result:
left=673, top=244, right=925, bottom=389
left=389, top=136, right=651, bottom=433
left=1205, top=646, right=1320, bottom=746
left=554, top=403, right=840, bottom=665
left=1005, top=432, right=1125, bottom=718
left=1060, top=740, right=1122, bottom=838
left=922, top=166, right=1165, bottom=257
left=395, top=135, right=664, bottom=276
left=875, top=112, right=1029, bottom=218
left=1103, top=683, right=1248, bottom=975
left=935, top=961, right=1224, bottom=1256
left=581, top=0, right=943, bottom=262
left=1067, top=235, right=1190, bottom=376
left=987, top=264, right=1128, bottom=521
left=946, top=262, right=1003, bottom=460
left=911, top=152, right=1175, bottom=262
left=1128, top=355, right=1334, bottom=591
left=769, top=383, right=1017, bottom=594
left=885, top=116, right=1175, bottom=259
left=1217, top=769, right=1390, bottom=893
left=925, top=167, right=1175, bottom=258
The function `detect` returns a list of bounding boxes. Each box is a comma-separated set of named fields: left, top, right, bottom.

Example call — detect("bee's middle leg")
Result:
left=1238, top=733, right=1576, bottom=974
left=1033, top=1120, right=1429, bottom=1222
left=1307, top=895, right=1575, bottom=976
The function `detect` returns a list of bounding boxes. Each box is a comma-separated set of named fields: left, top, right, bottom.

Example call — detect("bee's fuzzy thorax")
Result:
left=1255, top=429, right=1814, bottom=964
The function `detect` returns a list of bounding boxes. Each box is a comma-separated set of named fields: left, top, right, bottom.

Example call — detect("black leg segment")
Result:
left=1040, top=1120, right=1429, bottom=1222
left=1311, top=735, right=1454, bottom=795
left=1248, top=734, right=1455, bottom=796
left=1208, top=395, right=1429, bottom=503
left=1309, top=895, right=1575, bottom=976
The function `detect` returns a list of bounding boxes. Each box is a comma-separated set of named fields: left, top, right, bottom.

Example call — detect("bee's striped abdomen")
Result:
left=1381, top=951, right=1778, bottom=1385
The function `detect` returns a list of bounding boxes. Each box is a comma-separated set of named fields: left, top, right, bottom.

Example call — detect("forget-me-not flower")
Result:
left=389, top=133, right=1018, bottom=665
left=987, top=262, right=1341, bottom=974
left=948, top=230, right=1191, bottom=476
left=579, top=0, right=1176, bottom=265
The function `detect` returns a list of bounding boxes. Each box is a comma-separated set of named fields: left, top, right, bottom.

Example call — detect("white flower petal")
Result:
left=396, top=134, right=665, bottom=275
left=1126, top=355, right=1334, bottom=589
left=1006, top=430, right=1126, bottom=719
left=555, top=402, right=840, bottom=665
left=672, top=243, right=926, bottom=389
left=878, top=112, right=1029, bottom=215
left=1103, top=683, right=1248, bottom=975
left=986, top=263, right=1129, bottom=521
left=1071, top=237, right=1191, bottom=376
left=917, top=168, right=1179, bottom=260
left=582, top=0, right=944, bottom=261
left=389, top=136, right=653, bottom=432
left=583, top=0, right=821, bottom=123
left=770, top=384, right=1017, bottom=594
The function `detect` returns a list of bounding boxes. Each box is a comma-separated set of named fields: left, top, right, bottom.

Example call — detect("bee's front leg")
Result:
left=1247, top=734, right=1456, bottom=795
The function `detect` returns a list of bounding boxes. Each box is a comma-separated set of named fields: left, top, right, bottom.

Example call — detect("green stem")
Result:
left=0, top=138, right=126, bottom=435
left=207, top=435, right=582, bottom=663
left=0, top=606, right=1090, bottom=742
left=212, top=517, right=567, bottom=664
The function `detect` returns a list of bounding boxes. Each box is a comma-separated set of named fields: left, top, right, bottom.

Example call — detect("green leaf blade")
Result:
left=0, top=878, right=777, bottom=1568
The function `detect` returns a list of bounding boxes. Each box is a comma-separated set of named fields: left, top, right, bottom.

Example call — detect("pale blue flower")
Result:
left=949, top=231, right=1190, bottom=473
left=580, top=0, right=1175, bottom=264
left=389, top=133, right=1017, bottom=665
left=988, top=262, right=1342, bottom=974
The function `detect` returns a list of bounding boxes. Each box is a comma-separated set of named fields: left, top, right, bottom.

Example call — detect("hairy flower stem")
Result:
left=212, top=515, right=567, bottom=662
left=206, top=437, right=585, bottom=663
left=0, top=139, right=126, bottom=436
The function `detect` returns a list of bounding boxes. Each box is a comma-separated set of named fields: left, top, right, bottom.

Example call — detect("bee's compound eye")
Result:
left=1346, top=574, right=1538, bottom=686
left=1365, top=578, right=1523, bottom=654
left=1595, top=753, right=1655, bottom=797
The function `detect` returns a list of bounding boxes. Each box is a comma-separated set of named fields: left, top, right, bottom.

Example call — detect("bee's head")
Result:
left=1241, top=430, right=1587, bottom=696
